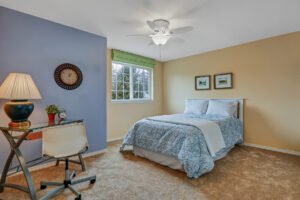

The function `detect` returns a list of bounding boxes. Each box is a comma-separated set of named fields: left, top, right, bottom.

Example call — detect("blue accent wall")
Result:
left=0, top=6, right=107, bottom=171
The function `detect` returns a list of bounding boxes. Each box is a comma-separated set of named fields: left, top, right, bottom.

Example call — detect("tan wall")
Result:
left=163, top=32, right=300, bottom=152
left=106, top=49, right=164, bottom=141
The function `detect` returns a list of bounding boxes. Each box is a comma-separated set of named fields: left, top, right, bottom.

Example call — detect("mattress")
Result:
left=133, top=144, right=234, bottom=172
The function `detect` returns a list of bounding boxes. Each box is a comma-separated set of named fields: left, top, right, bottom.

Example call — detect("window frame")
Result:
left=111, top=61, right=153, bottom=103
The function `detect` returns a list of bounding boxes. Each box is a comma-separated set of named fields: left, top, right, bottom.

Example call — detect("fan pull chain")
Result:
left=159, top=46, right=162, bottom=60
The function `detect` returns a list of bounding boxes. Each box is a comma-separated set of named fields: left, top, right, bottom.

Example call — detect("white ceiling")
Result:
left=1, top=0, right=300, bottom=61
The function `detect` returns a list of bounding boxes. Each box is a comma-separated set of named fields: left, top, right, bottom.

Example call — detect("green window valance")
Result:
left=112, top=49, right=155, bottom=68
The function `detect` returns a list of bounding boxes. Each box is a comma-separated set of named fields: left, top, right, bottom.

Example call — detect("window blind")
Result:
left=112, top=49, right=155, bottom=68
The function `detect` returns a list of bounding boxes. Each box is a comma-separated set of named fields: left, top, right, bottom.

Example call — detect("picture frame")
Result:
left=195, top=75, right=211, bottom=90
left=214, top=73, right=233, bottom=89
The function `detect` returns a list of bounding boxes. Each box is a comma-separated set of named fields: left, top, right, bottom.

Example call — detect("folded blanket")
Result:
left=148, top=115, right=226, bottom=157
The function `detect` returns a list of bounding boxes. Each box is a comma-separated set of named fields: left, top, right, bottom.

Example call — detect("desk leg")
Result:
left=14, top=145, right=37, bottom=200
left=0, top=150, right=15, bottom=192
left=0, top=130, right=37, bottom=200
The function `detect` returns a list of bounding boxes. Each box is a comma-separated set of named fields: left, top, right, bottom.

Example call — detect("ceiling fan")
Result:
left=129, top=19, right=194, bottom=46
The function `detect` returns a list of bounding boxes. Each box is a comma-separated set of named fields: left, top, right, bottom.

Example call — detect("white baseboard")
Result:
left=82, top=149, right=107, bottom=158
left=2, top=149, right=106, bottom=178
left=242, top=143, right=300, bottom=156
left=107, top=137, right=123, bottom=143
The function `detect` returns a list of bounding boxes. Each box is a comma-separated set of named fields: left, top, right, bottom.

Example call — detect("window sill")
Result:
left=111, top=99, right=153, bottom=104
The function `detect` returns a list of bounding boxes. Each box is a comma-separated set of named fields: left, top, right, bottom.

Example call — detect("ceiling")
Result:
left=1, top=0, right=300, bottom=61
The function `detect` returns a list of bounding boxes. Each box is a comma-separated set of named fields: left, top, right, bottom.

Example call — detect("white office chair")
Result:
left=40, top=122, right=96, bottom=200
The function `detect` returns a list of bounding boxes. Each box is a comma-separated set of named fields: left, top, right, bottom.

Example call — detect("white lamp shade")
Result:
left=0, top=73, right=42, bottom=100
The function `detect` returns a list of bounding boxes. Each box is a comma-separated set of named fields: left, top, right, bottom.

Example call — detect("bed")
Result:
left=120, top=99, right=244, bottom=178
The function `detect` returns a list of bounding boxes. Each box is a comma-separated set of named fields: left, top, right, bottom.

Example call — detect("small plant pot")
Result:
left=48, top=113, right=56, bottom=122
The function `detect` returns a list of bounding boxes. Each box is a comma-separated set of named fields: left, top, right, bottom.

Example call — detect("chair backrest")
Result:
left=42, top=122, right=89, bottom=157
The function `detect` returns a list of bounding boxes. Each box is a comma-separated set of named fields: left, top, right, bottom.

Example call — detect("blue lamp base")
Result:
left=4, top=100, right=34, bottom=125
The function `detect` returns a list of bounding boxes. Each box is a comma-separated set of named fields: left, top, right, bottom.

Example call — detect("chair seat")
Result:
left=42, top=123, right=89, bottom=159
left=44, top=148, right=85, bottom=158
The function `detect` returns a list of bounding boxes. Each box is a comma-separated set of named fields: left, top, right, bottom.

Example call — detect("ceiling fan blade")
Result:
left=120, top=20, right=144, bottom=26
left=127, top=34, right=149, bottom=37
left=170, top=3, right=204, bottom=20
left=170, top=37, right=185, bottom=44
left=146, top=20, right=155, bottom=30
left=170, top=26, right=194, bottom=34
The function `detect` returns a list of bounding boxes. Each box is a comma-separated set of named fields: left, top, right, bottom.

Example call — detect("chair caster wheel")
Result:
left=40, top=185, right=47, bottom=190
left=75, top=194, right=81, bottom=200
left=90, top=179, right=96, bottom=184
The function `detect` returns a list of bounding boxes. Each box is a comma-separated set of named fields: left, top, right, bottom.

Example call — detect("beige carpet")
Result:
left=0, top=142, right=299, bottom=200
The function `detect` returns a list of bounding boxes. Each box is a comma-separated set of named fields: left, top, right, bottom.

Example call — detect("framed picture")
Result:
left=195, top=75, right=211, bottom=90
left=214, top=73, right=233, bottom=89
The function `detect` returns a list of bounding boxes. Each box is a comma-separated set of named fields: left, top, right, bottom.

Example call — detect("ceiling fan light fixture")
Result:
left=151, top=34, right=171, bottom=46
left=129, top=18, right=193, bottom=47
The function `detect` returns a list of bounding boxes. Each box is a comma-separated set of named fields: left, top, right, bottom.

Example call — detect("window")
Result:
left=112, top=62, right=152, bottom=101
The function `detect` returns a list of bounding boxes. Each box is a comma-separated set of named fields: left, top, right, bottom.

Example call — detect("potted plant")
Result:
left=45, top=104, right=59, bottom=121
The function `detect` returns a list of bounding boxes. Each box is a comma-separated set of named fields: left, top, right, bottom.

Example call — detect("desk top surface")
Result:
left=0, top=119, right=83, bottom=132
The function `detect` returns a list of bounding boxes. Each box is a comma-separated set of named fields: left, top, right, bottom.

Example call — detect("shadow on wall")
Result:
left=244, top=104, right=278, bottom=147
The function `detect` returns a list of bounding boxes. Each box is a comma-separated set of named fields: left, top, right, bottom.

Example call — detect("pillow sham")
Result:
left=184, top=99, right=209, bottom=115
left=206, top=100, right=238, bottom=117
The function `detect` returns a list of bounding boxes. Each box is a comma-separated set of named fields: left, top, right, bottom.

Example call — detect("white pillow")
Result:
left=206, top=100, right=238, bottom=117
left=184, top=99, right=209, bottom=115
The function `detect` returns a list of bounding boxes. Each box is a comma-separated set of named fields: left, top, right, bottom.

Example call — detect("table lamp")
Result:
left=0, top=73, right=42, bottom=127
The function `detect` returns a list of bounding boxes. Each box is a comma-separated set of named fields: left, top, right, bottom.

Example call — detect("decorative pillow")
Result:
left=184, top=99, right=209, bottom=115
left=206, top=100, right=238, bottom=117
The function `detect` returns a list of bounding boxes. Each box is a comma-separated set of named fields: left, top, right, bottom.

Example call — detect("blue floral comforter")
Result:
left=120, top=114, right=243, bottom=178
